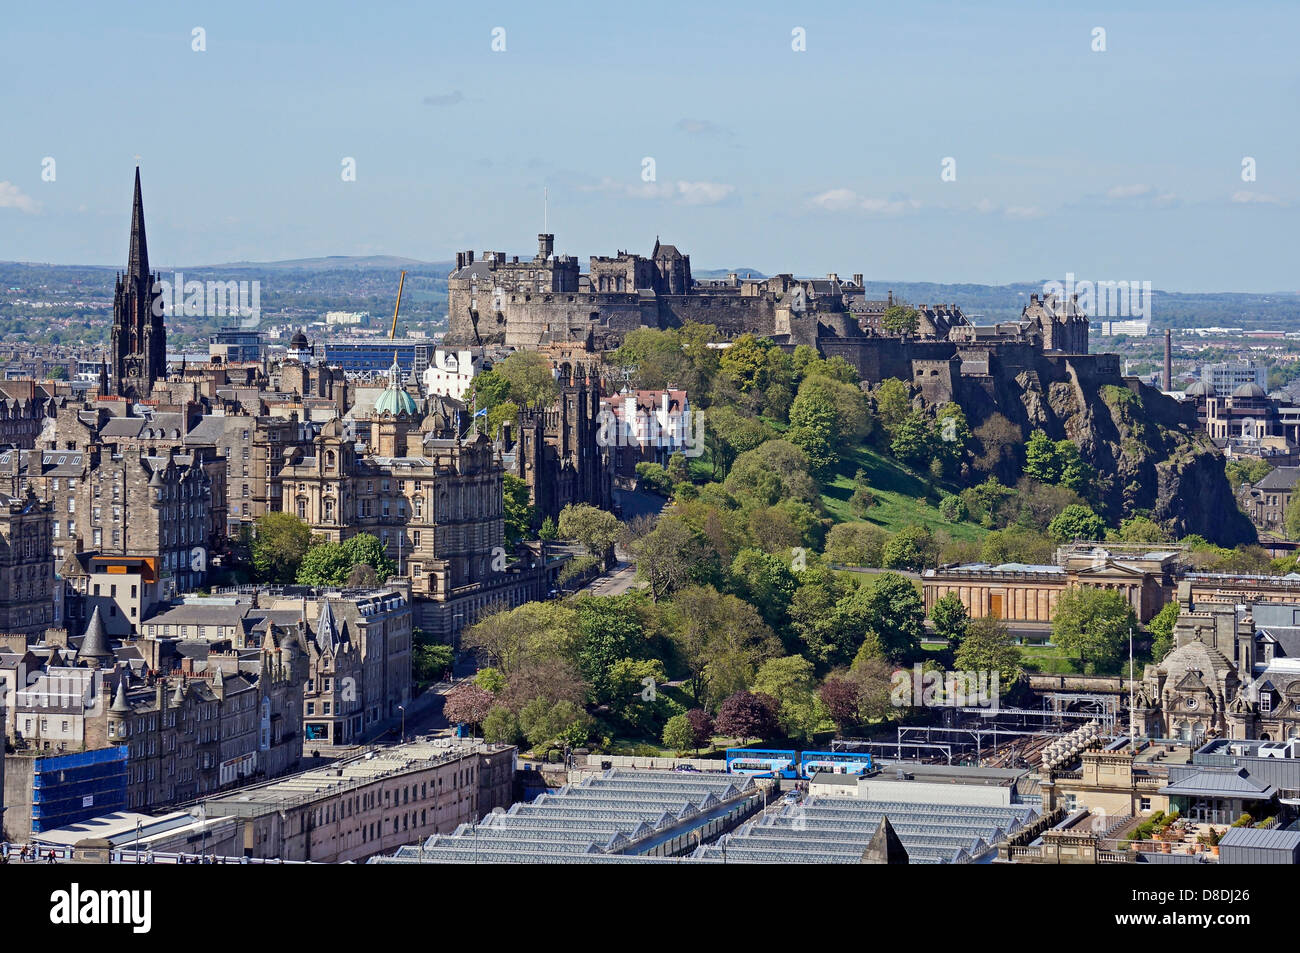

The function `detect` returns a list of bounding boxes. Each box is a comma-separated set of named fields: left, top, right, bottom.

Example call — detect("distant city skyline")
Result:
left=1, top=0, right=1297, bottom=292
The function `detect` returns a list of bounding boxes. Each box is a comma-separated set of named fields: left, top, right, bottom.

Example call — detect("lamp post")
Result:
left=135, top=819, right=142, bottom=863
left=398, top=705, right=405, bottom=745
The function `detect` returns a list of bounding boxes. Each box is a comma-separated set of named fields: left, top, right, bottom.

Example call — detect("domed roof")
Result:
left=1233, top=382, right=1266, bottom=399
left=374, top=355, right=418, bottom=417
left=290, top=328, right=309, bottom=349
left=1185, top=380, right=1215, bottom=397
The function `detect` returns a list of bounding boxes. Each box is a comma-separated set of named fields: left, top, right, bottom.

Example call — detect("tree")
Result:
left=881, top=525, right=939, bottom=572
left=251, top=512, right=311, bottom=583
left=1048, top=504, right=1107, bottom=542
left=787, top=386, right=839, bottom=478
left=463, top=603, right=534, bottom=675
left=574, top=594, right=649, bottom=704
left=606, top=658, right=668, bottom=731
left=443, top=683, right=494, bottom=732
left=819, top=676, right=863, bottom=734
left=933, top=403, right=972, bottom=476
left=412, top=640, right=454, bottom=682
left=296, top=540, right=353, bottom=586
left=557, top=503, right=620, bottom=562
left=504, top=474, right=534, bottom=545
left=1023, top=430, right=1062, bottom=483
left=495, top=350, right=559, bottom=408
left=538, top=516, right=558, bottom=540
left=728, top=549, right=797, bottom=630
left=633, top=516, right=707, bottom=602
left=704, top=406, right=770, bottom=479
left=824, top=522, right=887, bottom=568
left=1285, top=492, right=1300, bottom=539
left=482, top=706, right=521, bottom=745
left=662, top=713, right=695, bottom=754
left=714, top=691, right=778, bottom=744
left=751, top=655, right=821, bottom=741
left=518, top=697, right=592, bottom=750
left=830, top=572, right=925, bottom=665
left=880, top=305, right=920, bottom=336
left=973, top=413, right=1021, bottom=476
left=1148, top=600, right=1179, bottom=662
left=724, top=439, right=819, bottom=506
left=953, top=616, right=1023, bottom=689
left=1118, top=516, right=1172, bottom=544
left=939, top=494, right=968, bottom=522
left=1052, top=587, right=1138, bottom=673
left=930, top=592, right=970, bottom=645
left=873, top=378, right=913, bottom=435
left=789, top=567, right=853, bottom=666
left=341, top=533, right=397, bottom=581
left=889, top=411, right=935, bottom=469
left=685, top=708, right=714, bottom=752
left=665, top=585, right=781, bottom=707
left=346, top=563, right=380, bottom=588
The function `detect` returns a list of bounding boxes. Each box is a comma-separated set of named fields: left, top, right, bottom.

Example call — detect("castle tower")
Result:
left=111, top=168, right=167, bottom=401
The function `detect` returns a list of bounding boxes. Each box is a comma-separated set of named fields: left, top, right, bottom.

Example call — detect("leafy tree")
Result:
left=685, top=708, right=714, bottom=751
left=728, top=549, right=797, bottom=630
left=341, top=533, right=397, bottom=581
left=296, top=540, right=353, bottom=586
left=953, top=616, right=1023, bottom=688
left=413, top=640, right=454, bottom=682
left=824, top=522, right=887, bottom=568
left=1286, top=492, right=1300, bottom=539
left=819, top=676, right=864, bottom=734
left=882, top=525, right=939, bottom=571
left=662, top=713, right=695, bottom=754
left=1117, top=516, right=1172, bottom=544
left=469, top=369, right=512, bottom=414
left=889, top=411, right=935, bottom=469
left=504, top=474, right=534, bottom=544
left=557, top=503, right=620, bottom=562
left=495, top=350, right=559, bottom=408
left=251, top=512, right=311, bottom=583
left=665, top=586, right=781, bottom=707
left=718, top=334, right=774, bottom=393
left=474, top=667, right=507, bottom=694
left=939, top=494, right=968, bottom=522
left=482, top=705, right=522, bottom=745
left=1055, top=440, right=1094, bottom=495
left=714, top=691, right=779, bottom=744
left=1148, top=600, right=1180, bottom=662
left=633, top=516, right=708, bottom=602
left=1023, top=430, right=1062, bottom=483
left=518, top=697, right=592, bottom=750
left=463, top=603, right=534, bottom=675
left=787, top=386, right=839, bottom=478
left=830, top=572, right=926, bottom=665
left=724, top=439, right=819, bottom=506
left=1052, top=587, right=1138, bottom=673
left=704, top=405, right=770, bottom=478
left=930, top=592, right=970, bottom=645
left=538, top=516, right=558, bottom=540
left=873, top=378, right=913, bottom=436
left=574, top=593, right=648, bottom=704
left=933, top=403, right=972, bottom=476
left=850, top=484, right=877, bottom=517
left=880, top=305, right=920, bottom=336
left=443, top=683, right=494, bottom=732
left=1048, top=504, right=1107, bottom=542
left=606, top=657, right=668, bottom=731
left=346, top=563, right=380, bottom=588
left=789, top=567, right=853, bottom=665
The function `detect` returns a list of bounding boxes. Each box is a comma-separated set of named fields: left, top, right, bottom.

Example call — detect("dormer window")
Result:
left=1260, top=692, right=1272, bottom=712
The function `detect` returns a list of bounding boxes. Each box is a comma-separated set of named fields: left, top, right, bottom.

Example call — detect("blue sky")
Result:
left=1, top=0, right=1297, bottom=291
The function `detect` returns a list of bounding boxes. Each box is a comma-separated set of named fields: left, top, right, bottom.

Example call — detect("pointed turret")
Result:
left=172, top=679, right=186, bottom=707
left=76, top=607, right=114, bottom=666
left=127, top=166, right=150, bottom=280
left=111, top=678, right=132, bottom=714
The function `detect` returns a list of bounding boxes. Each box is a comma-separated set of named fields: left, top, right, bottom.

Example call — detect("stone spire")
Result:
left=77, top=607, right=114, bottom=666
left=127, top=166, right=150, bottom=280
left=861, top=816, right=909, bottom=864
left=172, top=679, right=185, bottom=707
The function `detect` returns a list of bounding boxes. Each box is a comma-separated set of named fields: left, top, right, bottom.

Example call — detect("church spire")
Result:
left=128, top=166, right=150, bottom=280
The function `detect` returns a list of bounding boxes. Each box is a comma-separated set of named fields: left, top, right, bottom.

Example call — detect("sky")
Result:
left=1, top=0, right=1297, bottom=292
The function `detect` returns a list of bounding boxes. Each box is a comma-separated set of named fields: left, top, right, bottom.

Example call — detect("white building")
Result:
left=422, top=348, right=480, bottom=401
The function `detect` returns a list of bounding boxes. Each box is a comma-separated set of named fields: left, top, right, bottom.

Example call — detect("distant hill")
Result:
left=181, top=255, right=452, bottom=273
left=693, top=267, right=768, bottom=279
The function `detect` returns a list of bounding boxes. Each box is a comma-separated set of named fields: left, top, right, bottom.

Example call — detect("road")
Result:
left=574, top=558, right=641, bottom=598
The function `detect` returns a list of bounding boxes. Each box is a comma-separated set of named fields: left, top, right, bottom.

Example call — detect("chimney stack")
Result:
left=1163, top=329, right=1173, bottom=391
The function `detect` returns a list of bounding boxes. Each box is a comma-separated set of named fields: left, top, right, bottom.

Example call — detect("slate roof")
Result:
left=1160, top=767, right=1276, bottom=799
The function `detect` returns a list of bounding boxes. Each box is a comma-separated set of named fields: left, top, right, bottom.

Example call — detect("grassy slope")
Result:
left=820, top=444, right=987, bottom=542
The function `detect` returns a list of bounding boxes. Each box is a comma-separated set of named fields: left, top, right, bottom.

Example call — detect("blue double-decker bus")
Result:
left=798, top=751, right=874, bottom=778
left=724, top=748, right=798, bottom=779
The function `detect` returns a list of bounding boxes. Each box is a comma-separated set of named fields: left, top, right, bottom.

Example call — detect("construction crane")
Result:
left=389, top=270, right=406, bottom=340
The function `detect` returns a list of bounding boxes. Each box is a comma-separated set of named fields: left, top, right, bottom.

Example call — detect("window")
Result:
left=1261, top=693, right=1272, bottom=712
left=1140, top=797, right=1152, bottom=812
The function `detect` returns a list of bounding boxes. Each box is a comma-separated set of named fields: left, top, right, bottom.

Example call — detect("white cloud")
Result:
left=809, top=189, right=919, bottom=215
left=582, top=177, right=735, bottom=206
left=0, top=182, right=40, bottom=214
left=1232, top=190, right=1287, bottom=206
left=422, top=91, right=465, bottom=106
left=676, top=118, right=726, bottom=137
left=1003, top=205, right=1044, bottom=220
left=974, top=197, right=998, bottom=214
left=1106, top=183, right=1152, bottom=199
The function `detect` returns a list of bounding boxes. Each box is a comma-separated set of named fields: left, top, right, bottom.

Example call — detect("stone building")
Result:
left=198, top=739, right=517, bottom=863
left=1133, top=589, right=1300, bottom=745
left=110, top=169, right=167, bottom=401
left=0, top=489, right=54, bottom=636
left=0, top=381, right=58, bottom=448
left=921, top=543, right=1184, bottom=632
left=1238, top=466, right=1300, bottom=533
left=505, top=363, right=612, bottom=521
left=598, top=387, right=694, bottom=484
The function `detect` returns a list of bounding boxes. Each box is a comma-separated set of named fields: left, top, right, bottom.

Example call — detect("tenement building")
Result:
left=0, top=489, right=55, bottom=636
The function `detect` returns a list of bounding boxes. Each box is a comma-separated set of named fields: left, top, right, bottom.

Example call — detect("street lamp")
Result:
left=398, top=705, right=405, bottom=744
left=135, top=819, right=142, bottom=863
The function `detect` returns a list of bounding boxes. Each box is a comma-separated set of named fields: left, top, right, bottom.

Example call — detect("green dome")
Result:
left=375, top=356, right=418, bottom=416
